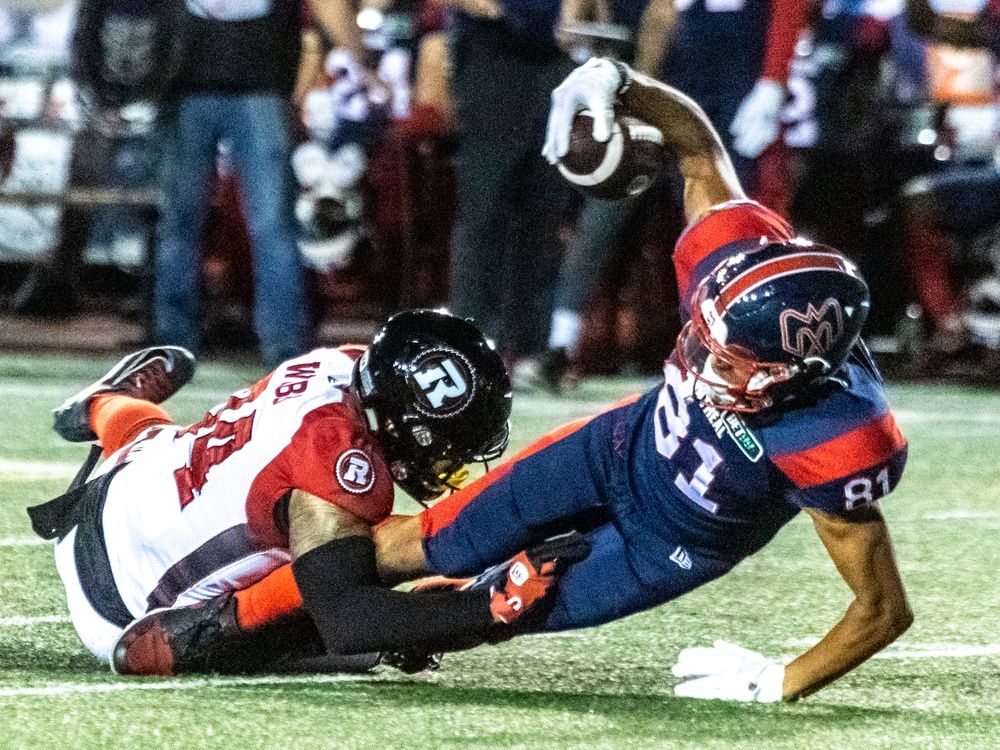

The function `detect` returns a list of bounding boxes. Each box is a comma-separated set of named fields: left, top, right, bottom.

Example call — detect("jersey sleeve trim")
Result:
left=771, top=412, right=907, bottom=489
left=673, top=200, right=794, bottom=305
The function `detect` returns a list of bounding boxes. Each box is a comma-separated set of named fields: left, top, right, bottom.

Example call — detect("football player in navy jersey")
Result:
left=374, top=57, right=913, bottom=702
left=115, top=59, right=913, bottom=696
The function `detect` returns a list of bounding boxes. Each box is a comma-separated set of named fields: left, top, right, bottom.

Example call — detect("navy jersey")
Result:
left=661, top=0, right=805, bottom=96
left=620, top=201, right=907, bottom=559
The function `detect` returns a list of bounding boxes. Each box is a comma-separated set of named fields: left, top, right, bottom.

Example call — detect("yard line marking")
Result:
left=0, top=537, right=50, bottom=547
left=923, top=510, right=1000, bottom=520
left=0, top=459, right=80, bottom=480
left=0, top=673, right=370, bottom=698
left=784, top=639, right=1000, bottom=659
left=0, top=383, right=231, bottom=401
left=0, top=615, right=70, bottom=627
left=873, top=645, right=1000, bottom=659
left=895, top=410, right=1000, bottom=425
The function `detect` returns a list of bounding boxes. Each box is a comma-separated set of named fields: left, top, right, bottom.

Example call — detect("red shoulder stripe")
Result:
left=674, top=201, right=794, bottom=297
left=772, top=412, right=907, bottom=489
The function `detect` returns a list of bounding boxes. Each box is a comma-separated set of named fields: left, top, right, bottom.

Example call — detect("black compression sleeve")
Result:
left=292, top=536, right=495, bottom=655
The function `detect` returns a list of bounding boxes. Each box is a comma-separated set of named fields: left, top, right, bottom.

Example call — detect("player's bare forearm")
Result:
left=783, top=508, right=913, bottom=700
left=373, top=513, right=428, bottom=585
left=617, top=72, right=745, bottom=219
left=905, top=0, right=988, bottom=48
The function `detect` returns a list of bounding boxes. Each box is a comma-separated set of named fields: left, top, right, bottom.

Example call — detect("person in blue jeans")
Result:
left=154, top=0, right=307, bottom=368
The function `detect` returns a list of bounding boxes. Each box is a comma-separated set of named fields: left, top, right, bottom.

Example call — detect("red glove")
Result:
left=483, top=533, right=591, bottom=625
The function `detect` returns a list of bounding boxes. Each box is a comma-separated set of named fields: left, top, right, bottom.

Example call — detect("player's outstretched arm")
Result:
left=288, top=491, right=585, bottom=654
left=671, top=506, right=911, bottom=702
left=543, top=58, right=745, bottom=222
left=782, top=507, right=913, bottom=700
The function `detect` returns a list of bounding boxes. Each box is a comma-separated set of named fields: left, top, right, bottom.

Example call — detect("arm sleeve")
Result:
left=760, top=0, right=807, bottom=83
left=293, top=536, right=497, bottom=654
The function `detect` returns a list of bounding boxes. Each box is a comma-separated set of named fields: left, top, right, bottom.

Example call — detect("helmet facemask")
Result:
left=676, top=280, right=824, bottom=413
left=383, top=418, right=510, bottom=506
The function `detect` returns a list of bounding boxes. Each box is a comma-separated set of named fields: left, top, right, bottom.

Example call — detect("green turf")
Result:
left=0, top=352, right=998, bottom=749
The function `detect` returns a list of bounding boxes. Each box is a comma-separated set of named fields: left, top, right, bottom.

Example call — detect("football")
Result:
left=557, top=109, right=665, bottom=201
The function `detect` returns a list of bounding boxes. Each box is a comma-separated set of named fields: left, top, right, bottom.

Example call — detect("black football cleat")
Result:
left=53, top=346, right=195, bottom=442
left=111, top=593, right=243, bottom=677
left=111, top=593, right=335, bottom=676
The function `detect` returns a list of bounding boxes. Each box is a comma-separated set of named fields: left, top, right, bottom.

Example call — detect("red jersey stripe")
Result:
left=772, top=412, right=907, bottom=489
left=673, top=201, right=794, bottom=298
left=716, top=252, right=855, bottom=312
left=421, top=394, right=641, bottom=539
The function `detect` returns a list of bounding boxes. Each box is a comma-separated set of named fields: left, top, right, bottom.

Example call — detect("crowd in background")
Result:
left=0, top=0, right=998, bottom=382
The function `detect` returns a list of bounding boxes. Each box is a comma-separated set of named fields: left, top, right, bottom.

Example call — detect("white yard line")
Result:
left=784, top=639, right=1000, bottom=659
left=0, top=615, right=70, bottom=627
left=0, top=459, right=80, bottom=480
left=0, top=537, right=50, bottom=547
left=0, top=672, right=369, bottom=698
left=922, top=511, right=1000, bottom=520
left=0, top=383, right=228, bottom=401
left=894, top=410, right=1000, bottom=424
left=873, top=645, right=1000, bottom=659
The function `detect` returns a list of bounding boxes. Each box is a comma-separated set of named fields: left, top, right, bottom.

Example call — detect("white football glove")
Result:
left=672, top=640, right=785, bottom=703
left=729, top=78, right=785, bottom=160
left=542, top=58, right=623, bottom=165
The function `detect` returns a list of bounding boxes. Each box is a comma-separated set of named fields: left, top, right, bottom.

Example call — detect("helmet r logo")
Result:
left=779, top=298, right=844, bottom=359
left=410, top=349, right=476, bottom=417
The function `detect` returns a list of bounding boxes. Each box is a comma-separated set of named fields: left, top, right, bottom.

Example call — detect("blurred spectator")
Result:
left=901, top=0, right=1000, bottom=360
left=293, top=49, right=389, bottom=273
left=522, top=0, right=806, bottom=390
left=153, top=0, right=313, bottom=367
left=641, top=0, right=806, bottom=190
left=442, top=0, right=575, bottom=364
left=515, top=0, right=650, bottom=390
left=785, top=0, right=928, bottom=339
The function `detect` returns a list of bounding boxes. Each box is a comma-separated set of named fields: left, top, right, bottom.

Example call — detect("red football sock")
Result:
left=234, top=564, right=304, bottom=631
left=905, top=219, right=959, bottom=324
left=89, top=394, right=172, bottom=457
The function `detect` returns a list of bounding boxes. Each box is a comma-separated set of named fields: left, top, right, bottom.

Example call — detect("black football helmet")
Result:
left=354, top=309, right=512, bottom=504
left=676, top=240, right=870, bottom=412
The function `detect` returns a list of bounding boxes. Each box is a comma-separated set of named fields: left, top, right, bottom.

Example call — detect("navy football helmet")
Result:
left=354, top=309, right=512, bottom=504
left=676, top=240, right=870, bottom=413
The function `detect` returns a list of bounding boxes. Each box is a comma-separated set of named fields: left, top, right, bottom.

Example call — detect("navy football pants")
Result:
left=421, top=407, right=736, bottom=631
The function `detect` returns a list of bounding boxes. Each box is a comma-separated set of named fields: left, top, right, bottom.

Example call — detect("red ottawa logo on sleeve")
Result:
left=335, top=449, right=376, bottom=494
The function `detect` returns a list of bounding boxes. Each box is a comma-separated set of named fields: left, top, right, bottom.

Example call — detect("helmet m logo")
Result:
left=779, top=298, right=845, bottom=358
left=410, top=348, right=476, bottom=417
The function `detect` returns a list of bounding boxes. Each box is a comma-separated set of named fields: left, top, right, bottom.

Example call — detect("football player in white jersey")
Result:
left=31, top=310, right=589, bottom=675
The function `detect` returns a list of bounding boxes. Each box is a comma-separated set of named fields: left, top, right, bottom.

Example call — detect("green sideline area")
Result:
left=1, top=352, right=998, bottom=749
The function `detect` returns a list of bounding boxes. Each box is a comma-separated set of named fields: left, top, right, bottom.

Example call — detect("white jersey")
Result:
left=94, top=347, right=394, bottom=619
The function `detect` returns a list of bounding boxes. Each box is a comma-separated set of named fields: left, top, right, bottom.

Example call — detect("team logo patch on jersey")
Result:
left=779, top=298, right=844, bottom=359
left=409, top=348, right=476, bottom=418
left=335, top=449, right=376, bottom=494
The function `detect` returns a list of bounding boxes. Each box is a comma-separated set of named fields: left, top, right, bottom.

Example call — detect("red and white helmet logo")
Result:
left=336, top=449, right=375, bottom=493
left=779, top=298, right=844, bottom=359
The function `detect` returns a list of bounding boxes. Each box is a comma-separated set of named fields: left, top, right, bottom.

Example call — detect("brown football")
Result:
left=557, top=110, right=665, bottom=201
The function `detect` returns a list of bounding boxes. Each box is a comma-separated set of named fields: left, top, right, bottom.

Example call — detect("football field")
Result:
left=1, top=351, right=998, bottom=750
